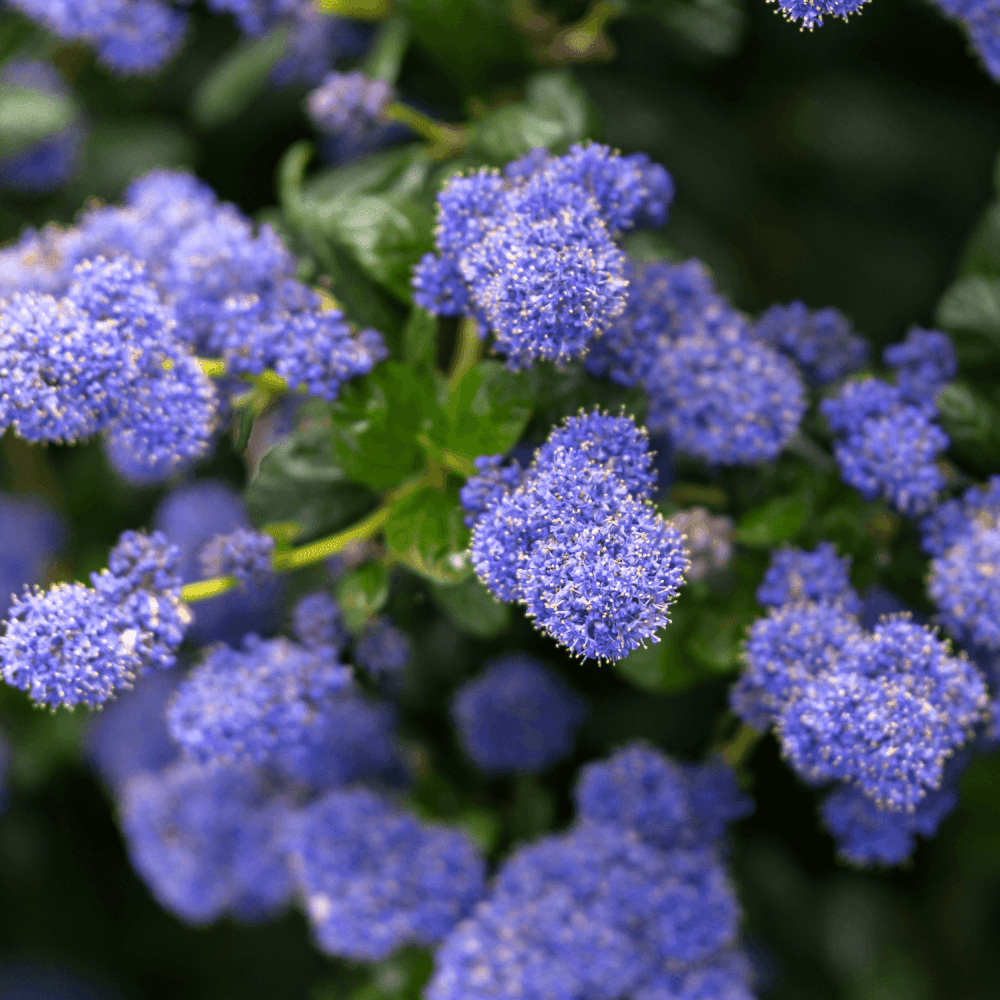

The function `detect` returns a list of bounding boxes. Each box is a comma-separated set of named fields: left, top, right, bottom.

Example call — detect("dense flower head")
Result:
left=84, top=669, right=180, bottom=792
left=8, top=0, right=188, bottom=75
left=768, top=0, right=869, bottom=29
left=415, top=145, right=672, bottom=368
left=198, top=529, right=275, bottom=589
left=91, top=529, right=190, bottom=673
left=0, top=60, right=83, bottom=194
left=354, top=615, right=412, bottom=677
left=0, top=493, right=65, bottom=619
left=213, top=280, right=387, bottom=400
left=306, top=70, right=393, bottom=141
left=752, top=301, right=868, bottom=387
left=459, top=454, right=524, bottom=528
left=584, top=258, right=734, bottom=388
left=470, top=411, right=687, bottom=660
left=777, top=617, right=987, bottom=810
left=820, top=776, right=960, bottom=868
left=928, top=522, right=1000, bottom=650
left=152, top=480, right=284, bottom=646
left=756, top=543, right=862, bottom=613
left=286, top=787, right=486, bottom=961
left=731, top=600, right=864, bottom=730
left=428, top=820, right=747, bottom=1000
left=121, top=760, right=293, bottom=924
left=920, top=476, right=1000, bottom=557
left=820, top=378, right=949, bottom=516
left=883, top=327, right=957, bottom=404
left=645, top=323, right=807, bottom=466
left=292, top=591, right=348, bottom=651
left=930, top=0, right=1000, bottom=80
left=666, top=508, right=734, bottom=581
left=451, top=655, right=588, bottom=774
left=574, top=744, right=752, bottom=852
left=166, top=634, right=353, bottom=773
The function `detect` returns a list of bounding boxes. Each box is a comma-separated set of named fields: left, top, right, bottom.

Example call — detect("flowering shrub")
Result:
left=1, top=0, right=1000, bottom=997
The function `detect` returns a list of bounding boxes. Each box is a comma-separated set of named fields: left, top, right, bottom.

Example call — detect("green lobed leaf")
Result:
left=384, top=484, right=472, bottom=585
left=329, top=361, right=436, bottom=491
left=246, top=405, right=377, bottom=539
left=430, top=575, right=511, bottom=639
left=935, top=275, right=1000, bottom=368
left=936, top=381, right=1000, bottom=472
left=734, top=493, right=812, bottom=547
left=336, top=562, right=391, bottom=633
left=190, top=26, right=289, bottom=129
left=612, top=624, right=708, bottom=695
left=423, top=360, right=533, bottom=463
left=0, top=83, right=75, bottom=159
left=470, top=70, right=597, bottom=164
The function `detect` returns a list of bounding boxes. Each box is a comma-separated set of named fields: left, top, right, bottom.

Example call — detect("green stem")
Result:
left=315, top=0, right=394, bottom=19
left=545, top=0, right=618, bottom=61
left=448, top=315, right=484, bottom=392
left=362, top=16, right=411, bottom=83
left=384, top=102, right=468, bottom=160
left=719, top=722, right=761, bottom=768
left=180, top=477, right=423, bottom=604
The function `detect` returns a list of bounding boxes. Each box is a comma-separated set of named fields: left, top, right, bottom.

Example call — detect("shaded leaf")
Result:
left=337, top=562, right=390, bottom=632
left=384, top=484, right=472, bottom=585
left=430, top=575, right=511, bottom=639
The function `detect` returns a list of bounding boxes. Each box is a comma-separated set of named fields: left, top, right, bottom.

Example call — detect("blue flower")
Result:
left=121, top=760, right=293, bottom=924
left=286, top=787, right=486, bottom=961
left=820, top=378, right=949, bottom=516
left=883, top=327, right=957, bottom=406
left=459, top=454, right=524, bottom=528
left=306, top=71, right=395, bottom=157
left=756, top=543, right=862, bottom=613
left=198, top=529, right=275, bottom=589
left=292, top=591, right=349, bottom=651
left=470, top=411, right=687, bottom=661
left=354, top=615, right=412, bottom=677
left=920, top=476, right=1000, bottom=557
left=769, top=0, right=869, bottom=28
left=451, top=655, right=587, bottom=774
left=752, top=301, right=868, bottom=387
left=929, top=0, right=1000, bottom=80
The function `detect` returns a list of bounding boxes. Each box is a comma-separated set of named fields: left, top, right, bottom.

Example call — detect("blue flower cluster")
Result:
left=769, top=0, right=869, bottom=28
left=0, top=170, right=385, bottom=443
left=752, top=301, right=868, bottom=387
left=0, top=60, right=84, bottom=194
left=429, top=743, right=754, bottom=1000
left=354, top=615, right=413, bottom=678
left=0, top=530, right=190, bottom=708
left=451, top=655, right=587, bottom=774
left=883, top=327, right=958, bottom=403
left=198, top=529, right=275, bottom=589
left=0, top=256, right=219, bottom=481
left=924, top=477, right=1000, bottom=650
left=585, top=258, right=807, bottom=466
left=733, top=545, right=989, bottom=862
left=930, top=0, right=1000, bottom=80
left=286, top=787, right=487, bottom=961
left=468, top=410, right=688, bottom=661
left=0, top=492, right=65, bottom=618
left=820, top=378, right=949, bottom=517
left=292, top=590, right=349, bottom=650
left=755, top=542, right=862, bottom=613
left=413, top=144, right=672, bottom=368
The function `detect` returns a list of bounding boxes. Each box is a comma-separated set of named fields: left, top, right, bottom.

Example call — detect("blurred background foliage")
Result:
left=2, top=0, right=1000, bottom=998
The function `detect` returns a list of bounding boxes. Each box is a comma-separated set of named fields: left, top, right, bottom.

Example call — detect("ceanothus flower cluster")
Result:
left=929, top=0, right=1000, bottom=80
left=198, top=529, right=276, bottom=589
left=428, top=744, right=754, bottom=1000
left=451, top=655, right=588, bottom=774
left=413, top=144, right=673, bottom=369
left=0, top=530, right=190, bottom=708
left=467, top=410, right=688, bottom=661
left=584, top=257, right=807, bottom=466
left=768, top=0, right=869, bottom=29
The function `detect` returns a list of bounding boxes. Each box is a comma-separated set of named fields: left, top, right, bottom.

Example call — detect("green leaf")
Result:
left=959, top=203, right=1000, bottom=278
left=403, top=305, right=437, bottom=366
left=190, top=26, right=288, bottom=129
left=0, top=83, right=75, bottom=158
left=330, top=362, right=435, bottom=491
left=424, top=361, right=533, bottom=463
left=685, top=609, right=745, bottom=672
left=470, top=70, right=596, bottom=163
left=936, top=381, right=1000, bottom=471
left=336, top=562, right=390, bottom=632
left=246, top=406, right=378, bottom=539
left=384, top=484, right=472, bottom=585
left=361, top=16, right=411, bottom=84
left=613, top=626, right=706, bottom=694
left=653, top=0, right=747, bottom=57
left=302, top=144, right=429, bottom=204
left=430, top=575, right=511, bottom=639
left=734, top=494, right=811, bottom=547
left=935, top=275, right=1000, bottom=367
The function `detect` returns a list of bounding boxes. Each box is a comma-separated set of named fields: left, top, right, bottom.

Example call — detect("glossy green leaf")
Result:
left=430, top=575, right=511, bottom=639
left=190, top=27, right=288, bottom=129
left=935, top=275, right=1000, bottom=367
left=936, top=381, right=1000, bottom=471
left=424, top=361, right=533, bottom=463
left=612, top=625, right=706, bottom=695
left=246, top=407, right=377, bottom=539
left=330, top=362, right=435, bottom=491
left=734, top=493, right=811, bottom=547
left=0, top=83, right=75, bottom=158
left=384, top=484, right=472, bottom=585
left=959, top=203, right=1000, bottom=278
left=337, top=562, right=391, bottom=632
left=402, top=305, right=437, bottom=366
left=470, top=71, right=596, bottom=163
